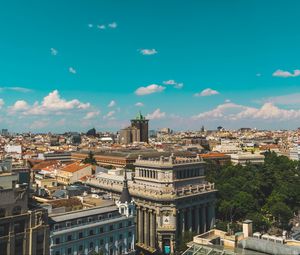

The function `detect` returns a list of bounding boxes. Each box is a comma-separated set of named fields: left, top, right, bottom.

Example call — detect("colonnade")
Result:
left=177, top=203, right=215, bottom=235
left=137, top=206, right=156, bottom=248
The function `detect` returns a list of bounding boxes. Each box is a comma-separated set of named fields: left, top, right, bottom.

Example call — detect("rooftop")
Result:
left=61, top=162, right=91, bottom=173
left=50, top=204, right=118, bottom=222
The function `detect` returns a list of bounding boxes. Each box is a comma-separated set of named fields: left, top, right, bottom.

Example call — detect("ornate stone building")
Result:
left=86, top=154, right=217, bottom=254
left=0, top=166, right=49, bottom=255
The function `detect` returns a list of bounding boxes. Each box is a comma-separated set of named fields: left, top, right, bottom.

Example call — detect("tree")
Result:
left=82, top=151, right=97, bottom=165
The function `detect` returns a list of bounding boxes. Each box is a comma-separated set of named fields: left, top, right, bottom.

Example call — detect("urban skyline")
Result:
left=2, top=1, right=300, bottom=132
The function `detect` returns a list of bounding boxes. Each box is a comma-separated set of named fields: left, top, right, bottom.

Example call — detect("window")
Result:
left=88, top=217, right=92, bottom=222
left=110, top=236, right=114, bottom=243
left=109, top=225, right=114, bottom=231
left=54, top=224, right=59, bottom=230
left=128, top=221, right=132, bottom=226
left=100, top=239, right=104, bottom=245
left=77, top=219, right=82, bottom=224
left=0, top=224, right=8, bottom=237
left=0, top=208, right=5, bottom=218
left=67, top=235, right=72, bottom=241
left=119, top=234, right=123, bottom=240
left=79, top=245, right=83, bottom=251
left=128, top=232, right=132, bottom=237
left=118, top=223, right=122, bottom=229
left=89, top=242, right=94, bottom=249
left=67, top=248, right=72, bottom=255
left=78, top=232, right=83, bottom=239
left=14, top=221, right=25, bottom=233
left=12, top=206, right=21, bottom=215
left=55, top=252, right=60, bottom=255
left=66, top=222, right=71, bottom=227
left=98, top=215, right=103, bottom=220
left=108, top=213, right=112, bottom=218
left=89, top=229, right=94, bottom=236
left=99, top=227, right=104, bottom=233
left=55, top=238, right=60, bottom=244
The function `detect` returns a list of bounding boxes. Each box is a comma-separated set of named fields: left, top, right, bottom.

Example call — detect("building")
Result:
left=1, top=129, right=9, bottom=136
left=199, top=153, right=231, bottom=166
left=56, top=162, right=92, bottom=185
left=49, top=194, right=136, bottom=255
left=37, top=152, right=72, bottom=162
left=86, top=155, right=217, bottom=254
left=230, top=153, right=265, bottom=165
left=119, top=112, right=149, bottom=144
left=0, top=164, right=49, bottom=255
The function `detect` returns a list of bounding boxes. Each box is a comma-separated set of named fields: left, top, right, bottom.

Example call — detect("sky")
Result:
left=2, top=0, right=300, bottom=132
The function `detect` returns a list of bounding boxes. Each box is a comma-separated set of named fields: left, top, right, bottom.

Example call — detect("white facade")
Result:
left=230, top=153, right=265, bottom=165
left=4, top=144, right=22, bottom=154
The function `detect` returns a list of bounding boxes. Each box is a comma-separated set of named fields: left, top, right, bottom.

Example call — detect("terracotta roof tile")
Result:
left=61, top=162, right=91, bottom=173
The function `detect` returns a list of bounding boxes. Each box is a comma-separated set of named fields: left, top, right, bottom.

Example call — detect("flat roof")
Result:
left=50, top=204, right=117, bottom=222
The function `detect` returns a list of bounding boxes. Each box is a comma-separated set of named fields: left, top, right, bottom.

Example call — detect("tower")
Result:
left=130, top=111, right=149, bottom=143
left=116, top=170, right=135, bottom=217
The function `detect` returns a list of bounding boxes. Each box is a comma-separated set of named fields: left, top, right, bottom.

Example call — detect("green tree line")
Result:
left=205, top=151, right=300, bottom=232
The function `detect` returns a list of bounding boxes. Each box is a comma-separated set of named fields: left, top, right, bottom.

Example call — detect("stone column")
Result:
left=187, top=208, right=193, bottom=232
left=201, top=205, right=207, bottom=233
left=144, top=208, right=149, bottom=246
left=208, top=203, right=215, bottom=230
left=181, top=209, right=185, bottom=233
left=149, top=210, right=156, bottom=248
left=194, top=206, right=200, bottom=234
left=138, top=207, right=144, bottom=243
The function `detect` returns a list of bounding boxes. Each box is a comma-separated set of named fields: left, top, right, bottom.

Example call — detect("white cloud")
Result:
left=0, top=99, right=4, bottom=109
left=272, top=69, right=300, bottom=78
left=263, top=93, right=300, bottom=105
left=135, top=102, right=144, bottom=107
left=88, top=24, right=93, bottom=28
left=50, top=48, right=58, bottom=56
left=108, top=22, right=117, bottom=29
left=194, top=88, right=220, bottom=97
left=103, top=110, right=115, bottom=120
left=192, top=102, right=300, bottom=121
left=0, top=87, right=32, bottom=93
left=10, top=100, right=29, bottom=112
left=139, top=49, right=158, bottom=55
left=135, top=84, right=165, bottom=96
left=30, top=120, right=49, bottom=130
left=10, top=90, right=90, bottom=115
left=97, top=25, right=106, bottom=30
left=146, top=108, right=166, bottom=120
left=84, top=111, right=100, bottom=120
left=69, top=67, right=76, bottom=74
left=108, top=100, right=116, bottom=107
left=163, top=80, right=183, bottom=89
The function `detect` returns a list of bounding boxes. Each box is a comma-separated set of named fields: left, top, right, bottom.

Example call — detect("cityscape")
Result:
left=1, top=1, right=300, bottom=255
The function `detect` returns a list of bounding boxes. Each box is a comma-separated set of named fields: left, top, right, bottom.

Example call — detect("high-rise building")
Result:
left=119, top=112, right=149, bottom=144
left=130, top=111, right=149, bottom=143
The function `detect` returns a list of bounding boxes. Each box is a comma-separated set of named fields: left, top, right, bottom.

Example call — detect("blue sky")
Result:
left=1, top=0, right=300, bottom=132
